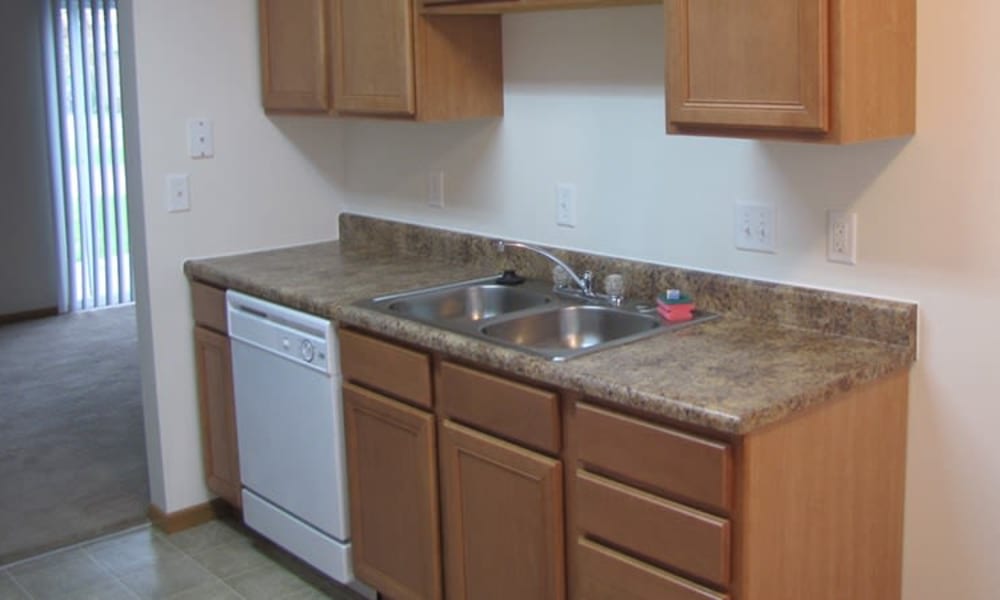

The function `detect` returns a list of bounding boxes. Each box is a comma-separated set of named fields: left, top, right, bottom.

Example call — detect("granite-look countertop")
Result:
left=185, top=237, right=914, bottom=436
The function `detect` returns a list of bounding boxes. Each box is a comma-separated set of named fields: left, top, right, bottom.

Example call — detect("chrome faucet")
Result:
left=495, top=240, right=596, bottom=298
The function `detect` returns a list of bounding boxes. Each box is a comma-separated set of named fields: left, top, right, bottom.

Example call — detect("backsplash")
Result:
left=339, top=213, right=917, bottom=356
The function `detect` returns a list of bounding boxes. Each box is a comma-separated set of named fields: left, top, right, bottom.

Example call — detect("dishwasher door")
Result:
left=227, top=291, right=348, bottom=542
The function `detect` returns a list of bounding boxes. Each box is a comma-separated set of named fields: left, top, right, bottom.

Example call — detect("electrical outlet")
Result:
left=165, top=174, right=190, bottom=212
left=428, top=170, right=445, bottom=208
left=556, top=183, right=577, bottom=228
left=734, top=204, right=776, bottom=253
left=827, top=210, right=857, bottom=265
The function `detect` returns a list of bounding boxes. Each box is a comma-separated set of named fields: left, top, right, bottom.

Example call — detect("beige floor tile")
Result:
left=117, top=555, right=217, bottom=600
left=189, top=538, right=275, bottom=580
left=166, top=520, right=245, bottom=555
left=7, top=548, right=119, bottom=599
left=224, top=563, right=317, bottom=600
left=0, top=572, right=30, bottom=600
left=163, top=579, right=244, bottom=600
left=86, top=528, right=183, bottom=576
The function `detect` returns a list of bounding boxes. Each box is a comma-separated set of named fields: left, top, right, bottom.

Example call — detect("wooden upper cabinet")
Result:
left=329, top=0, right=503, bottom=121
left=330, top=0, right=416, bottom=116
left=665, top=0, right=916, bottom=143
left=666, top=0, right=828, bottom=132
left=259, top=0, right=331, bottom=113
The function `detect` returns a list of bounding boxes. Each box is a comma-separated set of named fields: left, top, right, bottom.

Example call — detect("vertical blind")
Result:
left=45, top=0, right=131, bottom=312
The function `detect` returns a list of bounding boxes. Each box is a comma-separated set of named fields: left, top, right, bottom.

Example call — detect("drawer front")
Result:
left=577, top=538, right=728, bottom=600
left=438, top=361, right=560, bottom=454
left=339, top=329, right=432, bottom=408
left=576, top=403, right=732, bottom=513
left=191, top=281, right=227, bottom=334
left=576, top=471, right=730, bottom=588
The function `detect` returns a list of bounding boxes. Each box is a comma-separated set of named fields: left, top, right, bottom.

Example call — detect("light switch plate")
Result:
left=734, top=204, right=776, bottom=253
left=166, top=174, right=190, bottom=212
left=428, top=170, right=445, bottom=208
left=556, top=183, right=577, bottom=228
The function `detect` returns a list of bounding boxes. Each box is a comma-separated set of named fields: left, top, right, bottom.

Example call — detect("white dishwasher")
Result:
left=226, top=291, right=373, bottom=597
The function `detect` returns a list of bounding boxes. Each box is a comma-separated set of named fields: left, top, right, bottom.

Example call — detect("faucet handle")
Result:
left=552, top=265, right=571, bottom=289
left=604, top=273, right=625, bottom=306
left=581, top=271, right=594, bottom=294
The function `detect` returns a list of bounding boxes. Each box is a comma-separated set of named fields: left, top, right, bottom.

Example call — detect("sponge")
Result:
left=657, top=290, right=695, bottom=322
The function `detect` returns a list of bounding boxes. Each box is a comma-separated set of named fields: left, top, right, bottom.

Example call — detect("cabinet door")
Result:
left=440, top=420, right=565, bottom=600
left=343, top=383, right=442, bottom=600
left=193, top=327, right=241, bottom=508
left=665, top=0, right=829, bottom=132
left=330, top=0, right=416, bottom=115
left=259, top=0, right=331, bottom=112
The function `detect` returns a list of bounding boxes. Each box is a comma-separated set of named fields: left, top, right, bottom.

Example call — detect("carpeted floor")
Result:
left=0, top=305, right=149, bottom=566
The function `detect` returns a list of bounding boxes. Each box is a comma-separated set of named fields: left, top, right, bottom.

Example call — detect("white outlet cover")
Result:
left=734, top=204, right=776, bottom=253
left=827, top=210, right=857, bottom=265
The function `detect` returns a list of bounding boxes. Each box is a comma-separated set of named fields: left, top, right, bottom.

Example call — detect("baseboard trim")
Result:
left=148, top=498, right=237, bottom=535
left=0, top=306, right=58, bottom=326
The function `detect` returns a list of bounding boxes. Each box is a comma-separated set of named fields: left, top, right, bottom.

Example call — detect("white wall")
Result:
left=122, top=0, right=346, bottom=512
left=0, top=0, right=59, bottom=315
left=343, top=4, right=1000, bottom=599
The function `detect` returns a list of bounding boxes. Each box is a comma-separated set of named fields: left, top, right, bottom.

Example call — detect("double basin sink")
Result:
left=359, top=276, right=715, bottom=361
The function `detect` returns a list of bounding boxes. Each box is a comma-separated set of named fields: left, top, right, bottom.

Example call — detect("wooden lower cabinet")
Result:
left=576, top=538, right=727, bottom=600
left=439, top=420, right=565, bottom=600
left=193, top=326, right=242, bottom=508
left=339, top=329, right=908, bottom=600
left=342, top=383, right=443, bottom=600
left=190, top=279, right=242, bottom=510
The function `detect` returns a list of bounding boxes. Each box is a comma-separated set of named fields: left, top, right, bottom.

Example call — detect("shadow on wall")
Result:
left=266, top=115, right=348, bottom=200
left=339, top=118, right=504, bottom=216
left=753, top=138, right=933, bottom=270
left=502, top=5, right=664, bottom=94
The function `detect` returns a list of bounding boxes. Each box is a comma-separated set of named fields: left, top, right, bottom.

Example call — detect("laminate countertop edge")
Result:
left=183, top=241, right=913, bottom=436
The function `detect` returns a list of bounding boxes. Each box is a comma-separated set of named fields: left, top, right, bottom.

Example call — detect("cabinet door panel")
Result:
left=194, top=327, right=241, bottom=508
left=259, top=0, right=331, bottom=112
left=343, top=383, right=442, bottom=600
left=665, top=0, right=828, bottom=131
left=330, top=0, right=416, bottom=115
left=440, top=420, right=565, bottom=600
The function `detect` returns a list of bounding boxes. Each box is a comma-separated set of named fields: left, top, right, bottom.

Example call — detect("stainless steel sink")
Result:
left=480, top=305, right=662, bottom=359
left=359, top=276, right=716, bottom=361
left=386, top=284, right=551, bottom=322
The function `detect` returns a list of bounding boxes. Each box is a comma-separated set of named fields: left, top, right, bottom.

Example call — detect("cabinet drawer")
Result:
left=577, top=538, right=727, bottom=600
left=576, top=403, right=732, bottom=513
left=191, top=281, right=227, bottom=334
left=576, top=471, right=730, bottom=588
left=340, top=329, right=432, bottom=408
left=438, top=361, right=560, bottom=454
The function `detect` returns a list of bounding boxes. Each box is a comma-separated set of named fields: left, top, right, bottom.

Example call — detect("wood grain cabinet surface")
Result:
left=259, top=0, right=332, bottom=113
left=259, top=0, right=503, bottom=120
left=190, top=282, right=241, bottom=509
left=343, top=383, right=443, bottom=600
left=440, top=420, right=565, bottom=600
left=340, top=328, right=909, bottom=600
left=664, top=0, right=916, bottom=143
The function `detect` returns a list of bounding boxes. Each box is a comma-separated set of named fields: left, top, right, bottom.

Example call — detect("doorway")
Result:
left=0, top=0, right=147, bottom=565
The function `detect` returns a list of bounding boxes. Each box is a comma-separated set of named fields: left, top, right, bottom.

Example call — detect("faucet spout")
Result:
left=495, top=240, right=594, bottom=296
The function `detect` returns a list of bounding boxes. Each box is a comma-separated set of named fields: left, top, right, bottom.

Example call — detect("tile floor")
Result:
left=0, top=519, right=366, bottom=600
